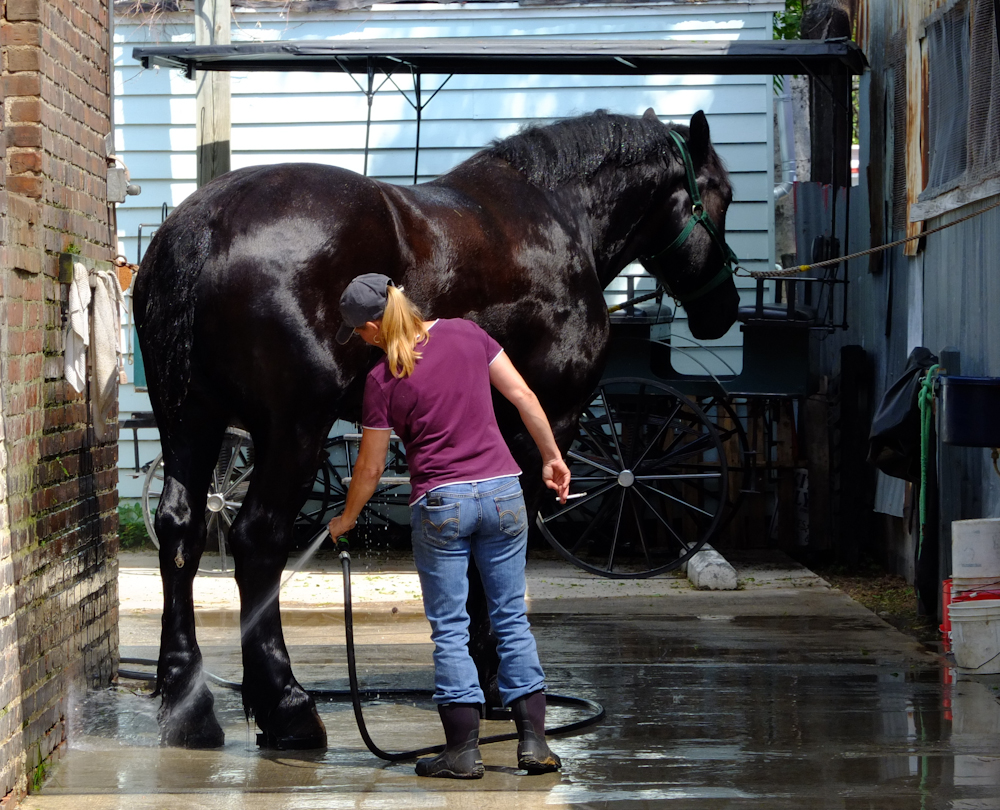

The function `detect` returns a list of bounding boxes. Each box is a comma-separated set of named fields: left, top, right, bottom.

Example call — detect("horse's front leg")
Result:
left=228, top=442, right=327, bottom=750
left=155, top=472, right=226, bottom=748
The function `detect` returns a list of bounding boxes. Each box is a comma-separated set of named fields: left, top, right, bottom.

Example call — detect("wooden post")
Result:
left=775, top=399, right=798, bottom=549
left=837, top=345, right=871, bottom=568
left=804, top=385, right=831, bottom=550
left=195, top=0, right=231, bottom=187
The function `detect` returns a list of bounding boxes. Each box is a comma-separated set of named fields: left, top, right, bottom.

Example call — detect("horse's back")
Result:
left=135, top=163, right=391, bottom=421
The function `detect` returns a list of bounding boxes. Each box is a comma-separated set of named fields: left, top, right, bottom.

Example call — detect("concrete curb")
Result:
left=685, top=544, right=738, bottom=590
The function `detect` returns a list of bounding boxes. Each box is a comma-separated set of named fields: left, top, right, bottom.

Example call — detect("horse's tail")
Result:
left=132, top=206, right=212, bottom=430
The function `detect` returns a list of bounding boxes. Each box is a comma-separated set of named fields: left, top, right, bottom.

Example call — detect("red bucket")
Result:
left=953, top=588, right=1000, bottom=603
left=941, top=578, right=953, bottom=634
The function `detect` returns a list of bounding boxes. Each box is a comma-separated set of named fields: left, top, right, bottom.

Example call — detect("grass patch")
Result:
left=816, top=563, right=939, bottom=644
left=119, top=502, right=156, bottom=551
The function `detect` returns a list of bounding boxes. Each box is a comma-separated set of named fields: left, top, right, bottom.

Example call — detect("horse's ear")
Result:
left=642, top=108, right=659, bottom=121
left=689, top=110, right=711, bottom=164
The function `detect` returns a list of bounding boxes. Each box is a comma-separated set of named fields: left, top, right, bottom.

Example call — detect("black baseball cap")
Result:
left=336, top=273, right=395, bottom=344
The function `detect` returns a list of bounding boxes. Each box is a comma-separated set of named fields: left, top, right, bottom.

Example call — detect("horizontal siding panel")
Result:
left=219, top=8, right=773, bottom=38
left=222, top=116, right=767, bottom=154
left=222, top=83, right=767, bottom=123
left=115, top=125, right=196, bottom=153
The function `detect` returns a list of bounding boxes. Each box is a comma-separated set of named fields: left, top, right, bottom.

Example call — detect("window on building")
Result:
left=922, top=0, right=969, bottom=198
left=919, top=0, right=1000, bottom=205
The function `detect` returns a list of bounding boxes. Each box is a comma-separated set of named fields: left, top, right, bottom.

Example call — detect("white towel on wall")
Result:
left=64, top=261, right=91, bottom=394
left=91, top=270, right=126, bottom=441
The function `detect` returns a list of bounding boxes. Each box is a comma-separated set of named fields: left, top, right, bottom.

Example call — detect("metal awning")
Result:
left=133, top=37, right=867, bottom=79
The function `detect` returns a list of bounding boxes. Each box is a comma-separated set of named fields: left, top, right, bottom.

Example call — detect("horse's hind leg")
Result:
left=154, top=406, right=228, bottom=747
left=227, top=423, right=329, bottom=750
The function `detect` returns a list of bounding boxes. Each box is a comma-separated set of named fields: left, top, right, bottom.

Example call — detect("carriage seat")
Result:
left=737, top=302, right=818, bottom=323
left=609, top=301, right=673, bottom=341
left=737, top=276, right=820, bottom=327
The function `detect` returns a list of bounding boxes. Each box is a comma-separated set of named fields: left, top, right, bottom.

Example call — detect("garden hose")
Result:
left=119, top=532, right=605, bottom=762
left=918, top=365, right=940, bottom=559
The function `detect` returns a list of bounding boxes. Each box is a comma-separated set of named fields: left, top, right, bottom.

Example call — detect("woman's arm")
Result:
left=327, top=428, right=392, bottom=538
left=488, top=352, right=570, bottom=503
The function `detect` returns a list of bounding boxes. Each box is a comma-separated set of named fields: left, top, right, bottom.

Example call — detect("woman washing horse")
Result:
left=326, top=273, right=570, bottom=778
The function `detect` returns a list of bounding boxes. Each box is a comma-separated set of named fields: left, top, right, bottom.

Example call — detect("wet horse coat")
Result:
left=134, top=108, right=738, bottom=748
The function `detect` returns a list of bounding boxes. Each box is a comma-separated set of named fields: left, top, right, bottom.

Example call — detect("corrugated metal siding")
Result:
left=113, top=3, right=779, bottom=497
left=920, top=200, right=1000, bottom=519
left=830, top=0, right=1000, bottom=533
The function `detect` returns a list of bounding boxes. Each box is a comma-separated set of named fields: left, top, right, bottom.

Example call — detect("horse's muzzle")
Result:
left=684, top=279, right=739, bottom=340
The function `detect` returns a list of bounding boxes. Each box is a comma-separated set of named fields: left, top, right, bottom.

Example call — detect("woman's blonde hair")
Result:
left=380, top=284, right=428, bottom=378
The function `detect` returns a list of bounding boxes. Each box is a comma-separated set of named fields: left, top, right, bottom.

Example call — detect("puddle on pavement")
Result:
left=33, top=610, right=1000, bottom=808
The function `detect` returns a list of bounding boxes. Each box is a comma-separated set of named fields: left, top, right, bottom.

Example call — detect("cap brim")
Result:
left=335, top=322, right=355, bottom=344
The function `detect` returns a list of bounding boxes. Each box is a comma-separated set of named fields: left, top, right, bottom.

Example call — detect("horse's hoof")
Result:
left=159, top=690, right=226, bottom=749
left=255, top=698, right=327, bottom=750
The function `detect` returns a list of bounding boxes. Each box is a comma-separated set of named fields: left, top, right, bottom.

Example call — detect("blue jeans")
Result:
left=410, top=476, right=546, bottom=706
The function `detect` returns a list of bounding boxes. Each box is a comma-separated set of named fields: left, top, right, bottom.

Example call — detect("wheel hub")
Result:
left=617, top=469, right=635, bottom=487
left=206, top=492, right=226, bottom=513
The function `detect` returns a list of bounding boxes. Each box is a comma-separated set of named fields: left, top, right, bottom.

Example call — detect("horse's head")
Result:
left=637, top=109, right=739, bottom=340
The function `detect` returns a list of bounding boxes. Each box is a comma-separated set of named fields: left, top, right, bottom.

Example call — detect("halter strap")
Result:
left=644, top=129, right=740, bottom=305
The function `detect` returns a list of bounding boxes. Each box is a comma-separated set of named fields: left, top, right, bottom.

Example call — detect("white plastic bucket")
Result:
left=952, top=519, right=1000, bottom=579
left=949, top=599, right=1000, bottom=674
left=952, top=577, right=1000, bottom=594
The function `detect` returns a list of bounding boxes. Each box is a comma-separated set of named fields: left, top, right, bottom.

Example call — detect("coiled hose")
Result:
left=120, top=535, right=604, bottom=761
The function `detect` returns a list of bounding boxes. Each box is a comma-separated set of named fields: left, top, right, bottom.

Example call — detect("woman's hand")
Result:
left=327, top=513, right=357, bottom=540
left=543, top=457, right=571, bottom=504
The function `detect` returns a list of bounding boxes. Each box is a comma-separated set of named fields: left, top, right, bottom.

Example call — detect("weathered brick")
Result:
left=9, top=152, right=44, bottom=175
left=1, top=22, right=43, bottom=46
left=6, top=48, right=42, bottom=72
left=6, top=0, right=43, bottom=21
left=7, top=125, right=42, bottom=148
left=3, top=73, right=42, bottom=97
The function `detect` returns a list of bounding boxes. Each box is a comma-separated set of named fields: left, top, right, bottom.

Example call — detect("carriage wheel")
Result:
left=324, top=435, right=412, bottom=544
left=693, top=394, right=753, bottom=532
left=536, top=377, right=728, bottom=578
left=292, top=448, right=338, bottom=548
left=142, top=427, right=254, bottom=571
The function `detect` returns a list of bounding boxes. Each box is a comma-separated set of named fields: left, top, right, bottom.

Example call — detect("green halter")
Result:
left=643, top=129, right=740, bottom=305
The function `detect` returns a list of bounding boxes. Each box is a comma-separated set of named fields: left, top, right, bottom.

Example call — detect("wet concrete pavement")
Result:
left=23, top=550, right=1000, bottom=809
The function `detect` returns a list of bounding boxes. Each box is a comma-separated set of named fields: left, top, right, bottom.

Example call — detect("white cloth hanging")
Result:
left=64, top=261, right=126, bottom=440
left=64, top=262, right=92, bottom=394
left=91, top=270, right=126, bottom=440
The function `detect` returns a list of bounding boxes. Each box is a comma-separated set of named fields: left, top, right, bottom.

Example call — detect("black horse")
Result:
left=134, top=108, right=738, bottom=748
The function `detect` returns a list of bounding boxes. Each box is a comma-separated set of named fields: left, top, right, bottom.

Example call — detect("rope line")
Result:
left=750, top=196, right=1000, bottom=278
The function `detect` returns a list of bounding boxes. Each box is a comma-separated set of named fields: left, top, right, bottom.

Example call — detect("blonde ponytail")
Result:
left=381, top=285, right=428, bottom=378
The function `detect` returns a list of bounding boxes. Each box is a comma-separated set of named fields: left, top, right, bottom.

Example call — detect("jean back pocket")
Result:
left=495, top=491, right=527, bottom=538
left=420, top=501, right=461, bottom=546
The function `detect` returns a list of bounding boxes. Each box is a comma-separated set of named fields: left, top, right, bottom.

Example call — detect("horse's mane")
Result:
left=484, top=110, right=685, bottom=190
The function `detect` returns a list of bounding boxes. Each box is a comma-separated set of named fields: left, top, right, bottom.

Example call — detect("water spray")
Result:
left=120, top=528, right=605, bottom=762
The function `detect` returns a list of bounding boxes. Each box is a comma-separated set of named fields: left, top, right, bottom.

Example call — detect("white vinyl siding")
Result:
left=113, top=2, right=780, bottom=497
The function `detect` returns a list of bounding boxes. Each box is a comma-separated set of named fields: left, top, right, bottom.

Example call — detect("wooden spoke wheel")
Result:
left=536, top=377, right=729, bottom=578
left=142, top=427, right=254, bottom=571
left=291, top=448, right=338, bottom=548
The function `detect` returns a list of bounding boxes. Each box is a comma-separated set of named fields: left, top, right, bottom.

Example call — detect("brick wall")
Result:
left=1, top=0, right=119, bottom=806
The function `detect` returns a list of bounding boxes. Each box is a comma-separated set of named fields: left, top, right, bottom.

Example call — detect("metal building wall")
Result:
left=806, top=0, right=1000, bottom=578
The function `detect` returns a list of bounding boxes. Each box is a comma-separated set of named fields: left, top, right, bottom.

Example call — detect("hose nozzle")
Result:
left=336, top=535, right=351, bottom=560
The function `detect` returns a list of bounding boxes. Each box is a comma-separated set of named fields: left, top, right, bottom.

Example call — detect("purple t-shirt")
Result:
left=362, top=318, right=522, bottom=504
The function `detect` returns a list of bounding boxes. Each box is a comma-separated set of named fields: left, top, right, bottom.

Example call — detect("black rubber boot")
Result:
left=511, top=691, right=561, bottom=773
left=415, top=703, right=485, bottom=779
